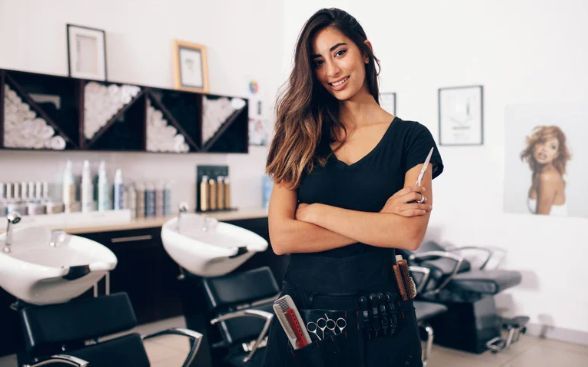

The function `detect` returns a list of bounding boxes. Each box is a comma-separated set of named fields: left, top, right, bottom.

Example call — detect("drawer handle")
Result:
left=111, top=235, right=153, bottom=243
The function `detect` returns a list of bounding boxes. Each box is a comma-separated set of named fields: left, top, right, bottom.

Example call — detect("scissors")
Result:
left=306, top=314, right=347, bottom=341
left=415, top=147, right=435, bottom=186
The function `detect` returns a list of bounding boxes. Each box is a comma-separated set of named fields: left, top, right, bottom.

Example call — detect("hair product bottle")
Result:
left=127, top=184, right=137, bottom=218
left=209, top=177, right=217, bottom=211
left=224, top=177, right=231, bottom=209
left=81, top=160, right=94, bottom=212
left=62, top=160, right=75, bottom=213
left=163, top=182, right=172, bottom=216
left=216, top=176, right=225, bottom=210
left=113, top=169, right=124, bottom=210
left=97, top=161, right=110, bottom=211
left=199, top=175, right=209, bottom=212
left=144, top=183, right=156, bottom=217
left=155, top=182, right=164, bottom=217
left=135, top=183, right=145, bottom=218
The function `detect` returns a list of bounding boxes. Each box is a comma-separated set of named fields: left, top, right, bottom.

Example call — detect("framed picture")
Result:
left=380, top=92, right=396, bottom=115
left=438, top=85, right=484, bottom=146
left=66, top=24, right=107, bottom=81
left=173, top=40, right=209, bottom=93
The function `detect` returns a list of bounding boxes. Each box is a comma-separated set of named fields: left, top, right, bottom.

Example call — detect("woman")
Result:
left=520, top=125, right=571, bottom=216
left=263, top=8, right=443, bottom=366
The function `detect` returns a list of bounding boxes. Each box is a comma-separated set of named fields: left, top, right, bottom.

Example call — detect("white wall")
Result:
left=280, top=0, right=588, bottom=342
left=0, top=0, right=282, bottom=210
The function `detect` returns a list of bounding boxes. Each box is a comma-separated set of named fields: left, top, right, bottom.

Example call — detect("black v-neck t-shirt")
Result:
left=295, top=116, right=444, bottom=258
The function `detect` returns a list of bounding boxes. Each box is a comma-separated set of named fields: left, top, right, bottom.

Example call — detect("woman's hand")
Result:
left=295, top=203, right=315, bottom=223
left=380, top=186, right=432, bottom=217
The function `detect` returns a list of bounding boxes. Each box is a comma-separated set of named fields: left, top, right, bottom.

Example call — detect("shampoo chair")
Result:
left=402, top=241, right=528, bottom=354
left=17, top=292, right=202, bottom=367
left=202, top=266, right=278, bottom=367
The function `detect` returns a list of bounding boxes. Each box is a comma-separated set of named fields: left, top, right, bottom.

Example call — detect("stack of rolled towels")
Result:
left=146, top=101, right=190, bottom=153
left=3, top=85, right=66, bottom=150
left=202, top=96, right=246, bottom=145
left=84, top=82, right=141, bottom=140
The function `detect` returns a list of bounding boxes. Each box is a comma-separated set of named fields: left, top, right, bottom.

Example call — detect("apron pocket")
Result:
left=299, top=308, right=363, bottom=367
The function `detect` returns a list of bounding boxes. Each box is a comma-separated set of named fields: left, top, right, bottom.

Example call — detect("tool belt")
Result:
left=300, top=290, right=412, bottom=345
left=280, top=250, right=419, bottom=364
left=279, top=290, right=415, bottom=367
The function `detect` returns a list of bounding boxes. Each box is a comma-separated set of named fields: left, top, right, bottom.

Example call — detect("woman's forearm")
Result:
left=302, top=203, right=427, bottom=250
left=268, top=217, right=357, bottom=255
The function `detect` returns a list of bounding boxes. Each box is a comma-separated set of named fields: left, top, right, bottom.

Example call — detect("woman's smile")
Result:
left=328, top=76, right=350, bottom=90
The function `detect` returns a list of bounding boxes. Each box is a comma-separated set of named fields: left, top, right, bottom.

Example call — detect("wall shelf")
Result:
left=0, top=68, right=249, bottom=154
left=2, top=71, right=77, bottom=150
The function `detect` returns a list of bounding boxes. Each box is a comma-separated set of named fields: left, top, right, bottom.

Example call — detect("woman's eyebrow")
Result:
left=312, top=42, right=348, bottom=58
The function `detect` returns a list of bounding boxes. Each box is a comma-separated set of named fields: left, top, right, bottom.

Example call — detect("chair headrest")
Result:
left=20, top=292, right=137, bottom=353
left=203, top=266, right=279, bottom=309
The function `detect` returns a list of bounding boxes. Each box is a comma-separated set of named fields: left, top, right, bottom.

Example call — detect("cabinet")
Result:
left=0, top=68, right=248, bottom=153
left=79, top=227, right=184, bottom=323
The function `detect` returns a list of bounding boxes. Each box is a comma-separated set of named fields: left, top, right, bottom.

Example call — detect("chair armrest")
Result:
left=211, top=309, right=274, bottom=363
left=446, top=246, right=494, bottom=270
left=409, top=265, right=431, bottom=294
left=23, top=354, right=89, bottom=367
left=142, top=328, right=203, bottom=367
left=409, top=251, right=464, bottom=294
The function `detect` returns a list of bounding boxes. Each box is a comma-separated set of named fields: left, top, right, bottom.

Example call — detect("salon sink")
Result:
left=0, top=226, right=117, bottom=305
left=161, top=213, right=268, bottom=277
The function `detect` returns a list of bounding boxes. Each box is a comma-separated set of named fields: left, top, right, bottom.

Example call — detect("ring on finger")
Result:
left=417, top=193, right=426, bottom=204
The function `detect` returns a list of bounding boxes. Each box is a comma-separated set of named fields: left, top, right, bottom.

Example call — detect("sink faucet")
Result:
left=177, top=202, right=189, bottom=232
left=3, top=212, right=21, bottom=254
left=49, top=229, right=68, bottom=247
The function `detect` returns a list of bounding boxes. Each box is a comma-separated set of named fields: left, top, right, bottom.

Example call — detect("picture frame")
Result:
left=438, top=85, right=484, bottom=146
left=173, top=40, right=209, bottom=93
left=66, top=24, right=107, bottom=81
left=379, top=92, right=397, bottom=115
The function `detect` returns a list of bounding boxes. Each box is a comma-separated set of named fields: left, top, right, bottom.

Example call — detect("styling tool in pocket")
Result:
left=273, top=294, right=312, bottom=350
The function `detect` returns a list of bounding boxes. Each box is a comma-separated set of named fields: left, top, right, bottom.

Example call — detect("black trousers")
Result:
left=261, top=252, right=423, bottom=367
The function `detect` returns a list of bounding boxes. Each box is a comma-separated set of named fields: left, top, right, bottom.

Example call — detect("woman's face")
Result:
left=533, top=135, right=560, bottom=165
left=311, top=26, right=369, bottom=101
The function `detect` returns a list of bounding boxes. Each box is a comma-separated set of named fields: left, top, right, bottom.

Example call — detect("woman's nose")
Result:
left=325, top=60, right=341, bottom=77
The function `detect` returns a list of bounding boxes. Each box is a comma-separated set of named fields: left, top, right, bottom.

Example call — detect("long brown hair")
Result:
left=266, top=8, right=381, bottom=189
left=520, top=125, right=571, bottom=175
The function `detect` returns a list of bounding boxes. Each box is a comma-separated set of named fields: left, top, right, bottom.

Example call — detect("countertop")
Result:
left=1, top=207, right=269, bottom=235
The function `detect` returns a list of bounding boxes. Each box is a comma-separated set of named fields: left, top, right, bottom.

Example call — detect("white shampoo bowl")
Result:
left=161, top=214, right=268, bottom=277
left=0, top=226, right=117, bottom=305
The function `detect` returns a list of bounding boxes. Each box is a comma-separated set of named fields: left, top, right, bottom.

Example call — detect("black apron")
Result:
left=262, top=250, right=423, bottom=367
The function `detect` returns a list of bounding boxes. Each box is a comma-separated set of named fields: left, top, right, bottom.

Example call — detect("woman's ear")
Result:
left=363, top=40, right=373, bottom=63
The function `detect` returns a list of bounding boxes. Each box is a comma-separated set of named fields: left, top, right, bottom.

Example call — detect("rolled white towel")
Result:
left=174, top=134, right=185, bottom=145
left=40, top=124, right=55, bottom=139
left=231, top=98, right=246, bottom=110
left=49, top=135, right=66, bottom=150
left=107, top=84, right=119, bottom=95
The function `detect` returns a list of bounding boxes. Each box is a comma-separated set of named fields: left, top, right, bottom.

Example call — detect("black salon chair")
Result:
left=410, top=265, right=448, bottom=366
left=402, top=241, right=526, bottom=354
left=408, top=241, right=522, bottom=303
left=17, top=292, right=202, bottom=367
left=202, top=266, right=278, bottom=366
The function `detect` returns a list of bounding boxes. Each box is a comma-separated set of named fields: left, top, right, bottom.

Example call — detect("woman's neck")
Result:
left=539, top=163, right=557, bottom=173
left=338, top=89, right=383, bottom=130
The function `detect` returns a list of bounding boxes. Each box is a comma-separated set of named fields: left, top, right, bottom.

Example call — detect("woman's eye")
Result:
left=313, top=59, right=324, bottom=68
left=335, top=49, right=347, bottom=57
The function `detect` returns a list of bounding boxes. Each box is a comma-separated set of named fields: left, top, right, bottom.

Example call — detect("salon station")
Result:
left=1, top=1, right=587, bottom=367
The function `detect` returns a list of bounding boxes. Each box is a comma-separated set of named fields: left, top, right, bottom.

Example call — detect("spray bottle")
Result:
left=97, top=161, right=110, bottom=211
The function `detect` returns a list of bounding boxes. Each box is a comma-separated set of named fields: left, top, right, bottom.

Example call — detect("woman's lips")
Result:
left=328, top=76, right=350, bottom=91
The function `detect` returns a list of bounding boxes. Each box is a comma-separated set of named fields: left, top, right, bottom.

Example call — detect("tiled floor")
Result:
left=1, top=316, right=587, bottom=366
